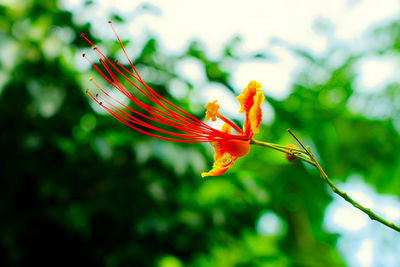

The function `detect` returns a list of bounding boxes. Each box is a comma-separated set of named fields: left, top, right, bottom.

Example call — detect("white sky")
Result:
left=62, top=0, right=400, bottom=101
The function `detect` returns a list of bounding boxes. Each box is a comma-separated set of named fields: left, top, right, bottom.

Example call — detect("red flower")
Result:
left=81, top=22, right=264, bottom=177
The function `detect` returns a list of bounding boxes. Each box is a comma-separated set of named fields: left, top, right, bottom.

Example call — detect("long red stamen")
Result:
left=82, top=30, right=215, bottom=132
left=84, top=54, right=217, bottom=137
left=86, top=91, right=211, bottom=142
left=81, top=23, right=249, bottom=143
left=90, top=78, right=216, bottom=138
left=82, top=42, right=215, bottom=133
left=217, top=114, right=244, bottom=135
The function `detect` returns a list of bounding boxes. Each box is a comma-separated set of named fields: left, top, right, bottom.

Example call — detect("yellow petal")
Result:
left=237, top=81, right=263, bottom=135
left=202, top=121, right=238, bottom=177
left=210, top=141, right=223, bottom=160
left=248, top=90, right=265, bottom=133
left=204, top=100, right=220, bottom=122
left=201, top=154, right=237, bottom=178
left=220, top=123, right=232, bottom=134
left=236, top=80, right=261, bottom=114
left=210, top=123, right=232, bottom=160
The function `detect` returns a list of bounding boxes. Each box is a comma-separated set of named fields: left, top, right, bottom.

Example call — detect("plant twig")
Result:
left=250, top=139, right=315, bottom=166
left=287, top=129, right=400, bottom=233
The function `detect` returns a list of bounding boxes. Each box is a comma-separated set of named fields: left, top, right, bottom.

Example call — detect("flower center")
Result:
left=224, top=139, right=250, bottom=158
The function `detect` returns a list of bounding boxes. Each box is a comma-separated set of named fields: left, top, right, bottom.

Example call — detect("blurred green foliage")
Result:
left=1, top=0, right=399, bottom=266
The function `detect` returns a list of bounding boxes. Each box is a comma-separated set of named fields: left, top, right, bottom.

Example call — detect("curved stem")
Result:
left=250, top=132, right=400, bottom=232
left=286, top=129, right=400, bottom=233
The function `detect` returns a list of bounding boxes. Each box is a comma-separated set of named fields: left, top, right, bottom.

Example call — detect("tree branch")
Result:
left=286, top=129, right=400, bottom=233
left=250, top=130, right=400, bottom=232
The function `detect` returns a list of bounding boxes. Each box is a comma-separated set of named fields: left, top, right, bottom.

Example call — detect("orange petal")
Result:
left=210, top=123, right=232, bottom=160
left=220, top=123, right=232, bottom=134
left=248, top=90, right=264, bottom=133
left=201, top=154, right=237, bottom=178
left=202, top=122, right=245, bottom=177
left=237, top=81, right=263, bottom=135
left=236, top=80, right=261, bottom=114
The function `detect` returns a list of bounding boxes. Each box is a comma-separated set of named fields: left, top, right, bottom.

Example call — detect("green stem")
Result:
left=286, top=129, right=400, bottom=233
left=250, top=139, right=316, bottom=166
left=269, top=143, right=309, bottom=154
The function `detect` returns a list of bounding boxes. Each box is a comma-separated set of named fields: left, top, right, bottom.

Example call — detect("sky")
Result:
left=62, top=0, right=400, bottom=100
left=62, top=0, right=400, bottom=127
left=60, top=1, right=400, bottom=266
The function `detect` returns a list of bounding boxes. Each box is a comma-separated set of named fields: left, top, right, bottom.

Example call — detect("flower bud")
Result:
left=285, top=144, right=299, bottom=162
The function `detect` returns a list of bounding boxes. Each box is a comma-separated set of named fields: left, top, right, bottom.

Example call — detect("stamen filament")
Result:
left=217, top=113, right=244, bottom=134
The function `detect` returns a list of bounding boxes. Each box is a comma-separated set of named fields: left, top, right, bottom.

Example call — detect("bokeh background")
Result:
left=1, top=0, right=400, bottom=266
